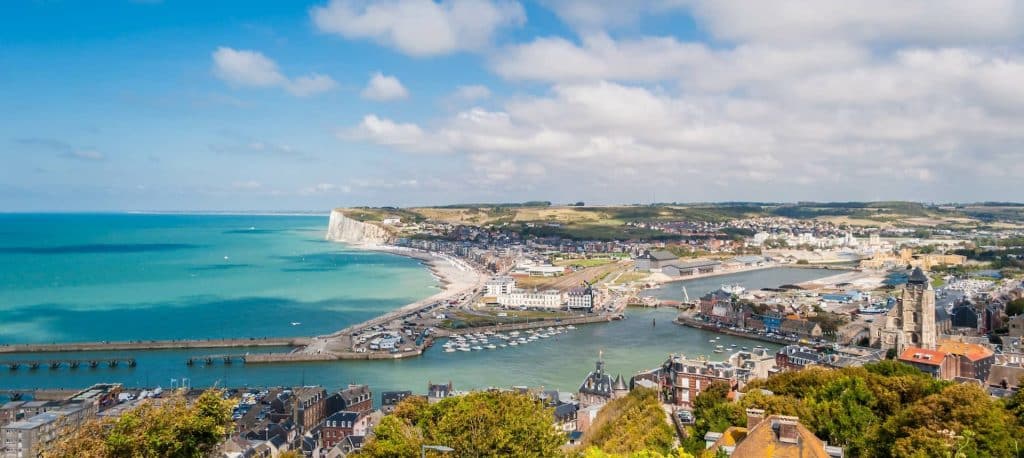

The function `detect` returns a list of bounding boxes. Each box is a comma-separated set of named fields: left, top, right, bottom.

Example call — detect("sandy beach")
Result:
left=300, top=243, right=487, bottom=355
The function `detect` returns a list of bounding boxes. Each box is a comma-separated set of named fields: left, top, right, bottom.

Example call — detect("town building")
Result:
left=0, top=404, right=96, bottom=458
left=874, top=268, right=937, bottom=353
left=898, top=347, right=957, bottom=379
left=327, top=384, right=372, bottom=417
left=321, top=411, right=359, bottom=450
left=427, top=382, right=454, bottom=403
left=1009, top=315, right=1024, bottom=338
left=937, top=339, right=995, bottom=382
left=704, top=409, right=844, bottom=457
left=484, top=276, right=516, bottom=297
left=655, top=355, right=739, bottom=408
left=661, top=260, right=721, bottom=277
left=566, top=285, right=595, bottom=311
left=497, top=289, right=563, bottom=309
left=578, top=353, right=628, bottom=409
left=380, top=391, right=413, bottom=414
left=779, top=319, right=823, bottom=339
left=634, top=250, right=679, bottom=270
left=293, top=387, right=327, bottom=435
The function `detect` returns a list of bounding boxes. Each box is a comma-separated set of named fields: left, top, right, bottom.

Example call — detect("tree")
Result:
left=46, top=389, right=233, bottom=458
left=358, top=391, right=565, bottom=458
left=580, top=388, right=675, bottom=455
left=1006, top=298, right=1024, bottom=317
left=581, top=446, right=695, bottom=458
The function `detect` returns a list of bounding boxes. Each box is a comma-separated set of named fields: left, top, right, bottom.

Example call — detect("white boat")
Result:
left=858, top=303, right=889, bottom=314
left=713, top=348, right=725, bottom=353
left=290, top=322, right=301, bottom=326
left=539, top=333, right=550, bottom=338
left=721, top=284, right=746, bottom=295
left=509, top=341, right=519, bottom=346
left=472, top=346, right=483, bottom=351
left=458, top=347, right=470, bottom=352
left=499, top=344, right=507, bottom=348
left=708, top=339, right=716, bottom=343
left=444, top=348, right=456, bottom=353
left=485, top=344, right=497, bottom=349
left=566, top=325, right=576, bottom=330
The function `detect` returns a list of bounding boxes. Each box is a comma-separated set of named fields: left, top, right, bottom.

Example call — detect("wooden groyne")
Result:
left=0, top=337, right=310, bottom=354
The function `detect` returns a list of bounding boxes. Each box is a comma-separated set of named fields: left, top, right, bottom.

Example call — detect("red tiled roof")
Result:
left=937, top=340, right=994, bottom=362
left=898, top=347, right=948, bottom=366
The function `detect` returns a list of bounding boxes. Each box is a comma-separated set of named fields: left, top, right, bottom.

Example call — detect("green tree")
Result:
left=46, top=389, right=233, bottom=458
left=580, top=388, right=675, bottom=455
left=358, top=391, right=565, bottom=458
left=1006, top=298, right=1024, bottom=317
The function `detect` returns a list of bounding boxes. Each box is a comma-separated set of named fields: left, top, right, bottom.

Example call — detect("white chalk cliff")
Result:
left=325, top=209, right=393, bottom=245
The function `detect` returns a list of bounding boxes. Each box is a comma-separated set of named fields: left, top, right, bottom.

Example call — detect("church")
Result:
left=872, top=267, right=937, bottom=353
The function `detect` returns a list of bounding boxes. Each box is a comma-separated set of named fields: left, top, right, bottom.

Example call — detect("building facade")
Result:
left=875, top=268, right=937, bottom=353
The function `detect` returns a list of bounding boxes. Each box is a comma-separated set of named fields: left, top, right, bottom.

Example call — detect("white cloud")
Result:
left=361, top=72, right=409, bottom=100
left=338, top=1, right=1024, bottom=201
left=310, top=0, right=525, bottom=56
left=212, top=47, right=337, bottom=97
left=685, top=0, right=1024, bottom=45
left=347, top=115, right=436, bottom=151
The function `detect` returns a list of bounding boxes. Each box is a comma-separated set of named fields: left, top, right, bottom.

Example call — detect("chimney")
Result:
left=746, top=408, right=765, bottom=429
left=777, top=416, right=800, bottom=444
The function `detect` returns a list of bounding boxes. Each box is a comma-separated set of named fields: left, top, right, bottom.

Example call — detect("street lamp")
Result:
left=421, top=444, right=454, bottom=458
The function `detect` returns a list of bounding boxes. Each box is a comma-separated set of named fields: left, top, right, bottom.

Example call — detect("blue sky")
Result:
left=2, top=1, right=1024, bottom=211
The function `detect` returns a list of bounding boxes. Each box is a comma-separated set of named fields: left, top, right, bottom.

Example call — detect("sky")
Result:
left=2, top=0, right=1024, bottom=211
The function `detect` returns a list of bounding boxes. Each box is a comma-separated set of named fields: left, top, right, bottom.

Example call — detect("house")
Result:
left=427, top=381, right=454, bottom=403
left=656, top=354, right=739, bottom=408
left=566, top=285, right=595, bottom=311
left=937, top=339, right=995, bottom=382
left=779, top=319, right=822, bottom=339
left=699, top=290, right=739, bottom=325
left=321, top=411, right=359, bottom=450
left=293, top=387, right=327, bottom=434
left=380, top=391, right=413, bottom=414
left=988, top=364, right=1024, bottom=390
left=553, top=403, right=578, bottom=432
left=635, top=250, right=679, bottom=270
left=705, top=409, right=843, bottom=457
left=950, top=303, right=980, bottom=331
left=0, top=404, right=97, bottom=458
left=327, top=385, right=372, bottom=417
left=898, top=347, right=957, bottom=380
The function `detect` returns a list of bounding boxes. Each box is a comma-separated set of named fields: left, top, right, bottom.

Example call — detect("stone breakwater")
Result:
left=325, top=209, right=393, bottom=245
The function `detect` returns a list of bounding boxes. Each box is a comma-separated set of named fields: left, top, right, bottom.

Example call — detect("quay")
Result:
left=0, top=337, right=310, bottom=354
left=185, top=354, right=248, bottom=366
left=5, top=357, right=136, bottom=370
left=673, top=315, right=805, bottom=347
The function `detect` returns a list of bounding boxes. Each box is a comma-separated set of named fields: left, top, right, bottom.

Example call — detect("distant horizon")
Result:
left=3, top=200, right=1024, bottom=215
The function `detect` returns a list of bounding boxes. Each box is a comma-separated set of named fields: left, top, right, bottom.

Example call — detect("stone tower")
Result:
left=876, top=267, right=936, bottom=353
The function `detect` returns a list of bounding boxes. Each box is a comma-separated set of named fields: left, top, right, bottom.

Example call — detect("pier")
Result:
left=4, top=357, right=137, bottom=370
left=185, top=354, right=248, bottom=366
left=0, top=337, right=310, bottom=354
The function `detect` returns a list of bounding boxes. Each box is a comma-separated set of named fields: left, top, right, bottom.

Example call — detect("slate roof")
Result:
left=908, top=267, right=929, bottom=285
left=646, top=250, right=678, bottom=261
left=708, top=415, right=835, bottom=458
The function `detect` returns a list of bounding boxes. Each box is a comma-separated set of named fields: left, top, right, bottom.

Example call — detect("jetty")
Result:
left=5, top=357, right=136, bottom=370
left=0, top=337, right=310, bottom=354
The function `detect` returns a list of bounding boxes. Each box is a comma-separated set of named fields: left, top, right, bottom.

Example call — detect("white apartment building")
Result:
left=485, top=276, right=516, bottom=297
left=497, top=289, right=563, bottom=309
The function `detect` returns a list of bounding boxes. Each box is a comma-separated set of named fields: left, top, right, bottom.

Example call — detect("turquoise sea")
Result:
left=0, top=214, right=835, bottom=397
left=0, top=213, right=438, bottom=343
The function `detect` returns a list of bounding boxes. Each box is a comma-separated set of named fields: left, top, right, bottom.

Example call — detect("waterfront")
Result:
left=1, top=226, right=835, bottom=395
